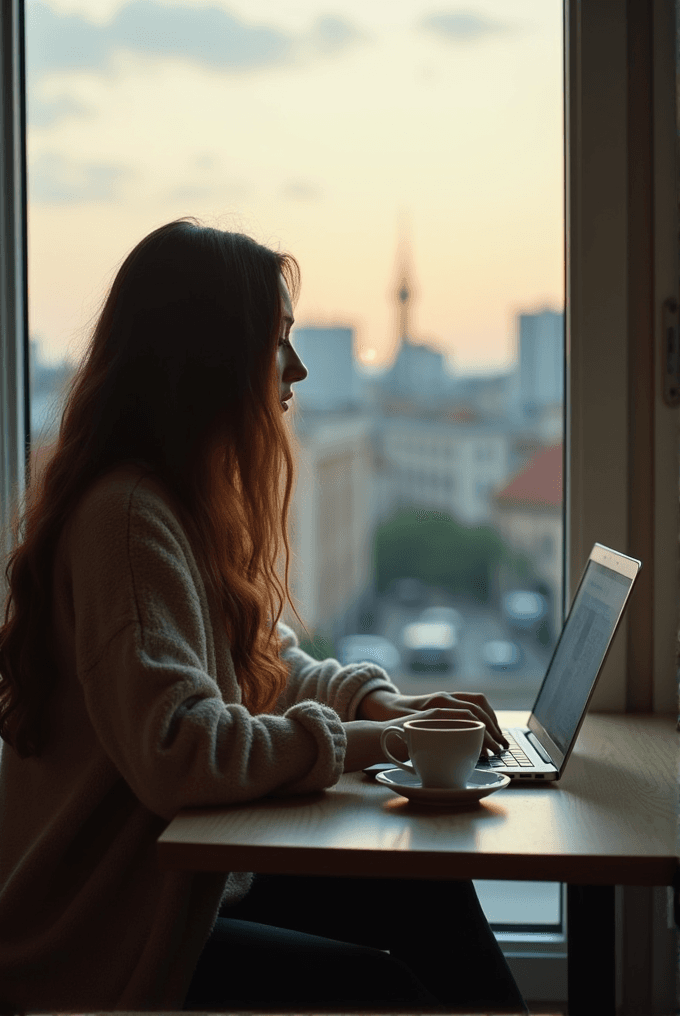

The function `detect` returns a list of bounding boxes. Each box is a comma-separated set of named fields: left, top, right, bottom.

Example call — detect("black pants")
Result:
left=183, top=874, right=528, bottom=1013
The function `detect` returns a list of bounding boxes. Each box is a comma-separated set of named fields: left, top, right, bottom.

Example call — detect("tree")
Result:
left=372, top=508, right=506, bottom=603
left=298, top=633, right=336, bottom=661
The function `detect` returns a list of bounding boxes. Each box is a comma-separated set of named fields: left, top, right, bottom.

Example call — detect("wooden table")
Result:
left=158, top=712, right=679, bottom=1014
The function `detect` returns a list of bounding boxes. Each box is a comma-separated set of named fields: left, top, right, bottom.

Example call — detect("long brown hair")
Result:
left=0, top=217, right=306, bottom=758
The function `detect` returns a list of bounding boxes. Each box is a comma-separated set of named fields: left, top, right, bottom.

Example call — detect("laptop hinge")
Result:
left=527, top=732, right=553, bottom=765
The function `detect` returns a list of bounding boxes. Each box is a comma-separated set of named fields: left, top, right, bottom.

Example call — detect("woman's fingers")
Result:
left=426, top=690, right=506, bottom=747
left=417, top=706, right=505, bottom=754
left=463, top=694, right=508, bottom=748
left=396, top=690, right=506, bottom=746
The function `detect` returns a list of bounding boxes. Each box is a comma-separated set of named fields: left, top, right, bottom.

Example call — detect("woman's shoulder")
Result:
left=71, top=461, right=186, bottom=542
left=58, top=463, right=201, bottom=600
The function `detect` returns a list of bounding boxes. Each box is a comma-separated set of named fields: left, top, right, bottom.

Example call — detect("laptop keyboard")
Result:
left=478, top=731, right=536, bottom=769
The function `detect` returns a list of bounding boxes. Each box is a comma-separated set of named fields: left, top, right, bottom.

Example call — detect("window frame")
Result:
left=566, top=0, right=679, bottom=715
left=0, top=0, right=29, bottom=593
left=1, top=0, right=677, bottom=1009
left=566, top=2, right=678, bottom=1011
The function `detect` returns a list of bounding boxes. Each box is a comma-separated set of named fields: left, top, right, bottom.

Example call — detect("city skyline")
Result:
left=26, top=0, right=563, bottom=371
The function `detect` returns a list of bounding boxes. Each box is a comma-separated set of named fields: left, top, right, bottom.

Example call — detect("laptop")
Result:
left=366, top=543, right=641, bottom=782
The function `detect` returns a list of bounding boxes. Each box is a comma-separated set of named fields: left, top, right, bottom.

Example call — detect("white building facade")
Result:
left=514, top=309, right=564, bottom=423
left=286, top=412, right=375, bottom=638
left=375, top=414, right=511, bottom=526
left=290, top=326, right=360, bottom=411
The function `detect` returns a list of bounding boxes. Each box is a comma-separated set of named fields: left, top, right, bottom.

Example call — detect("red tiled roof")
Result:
left=445, top=407, right=477, bottom=423
left=495, top=443, right=562, bottom=509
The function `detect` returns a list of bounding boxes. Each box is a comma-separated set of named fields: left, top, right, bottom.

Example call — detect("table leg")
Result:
left=567, top=884, right=615, bottom=1015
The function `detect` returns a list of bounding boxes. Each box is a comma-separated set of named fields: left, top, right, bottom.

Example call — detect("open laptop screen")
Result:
left=530, top=560, right=633, bottom=755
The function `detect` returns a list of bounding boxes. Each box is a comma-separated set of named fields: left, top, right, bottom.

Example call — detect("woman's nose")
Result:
left=288, top=348, right=308, bottom=383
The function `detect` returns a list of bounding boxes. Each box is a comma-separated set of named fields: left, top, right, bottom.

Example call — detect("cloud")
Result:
left=194, top=153, right=219, bottom=172
left=307, top=16, right=365, bottom=56
left=112, top=1, right=291, bottom=69
left=26, top=0, right=292, bottom=78
left=26, top=2, right=112, bottom=77
left=28, top=95, right=91, bottom=128
left=29, top=152, right=132, bottom=204
left=166, top=180, right=250, bottom=203
left=25, top=2, right=368, bottom=83
left=418, top=10, right=510, bottom=43
left=166, top=184, right=214, bottom=203
left=281, top=181, right=322, bottom=201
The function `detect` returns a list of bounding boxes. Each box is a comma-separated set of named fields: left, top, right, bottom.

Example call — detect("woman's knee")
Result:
left=185, top=917, right=440, bottom=1008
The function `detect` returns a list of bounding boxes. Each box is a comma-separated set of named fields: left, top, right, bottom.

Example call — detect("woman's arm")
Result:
left=275, top=622, right=401, bottom=721
left=274, top=628, right=506, bottom=755
left=68, top=473, right=350, bottom=817
left=342, top=691, right=508, bottom=770
left=355, top=688, right=507, bottom=753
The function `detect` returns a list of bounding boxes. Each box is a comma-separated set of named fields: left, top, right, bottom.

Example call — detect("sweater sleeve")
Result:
left=68, top=475, right=346, bottom=822
left=274, top=622, right=401, bottom=721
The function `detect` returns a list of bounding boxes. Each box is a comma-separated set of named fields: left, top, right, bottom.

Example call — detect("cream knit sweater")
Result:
left=0, top=464, right=399, bottom=1012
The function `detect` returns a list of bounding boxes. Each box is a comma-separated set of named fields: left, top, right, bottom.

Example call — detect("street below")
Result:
left=374, top=591, right=555, bottom=711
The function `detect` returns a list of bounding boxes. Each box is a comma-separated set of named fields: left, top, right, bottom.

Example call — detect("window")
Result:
left=2, top=1, right=677, bottom=1010
left=23, top=0, right=566, bottom=997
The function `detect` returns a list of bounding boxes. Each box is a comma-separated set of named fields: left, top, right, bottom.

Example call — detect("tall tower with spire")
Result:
left=386, top=218, right=448, bottom=403
left=394, top=214, right=414, bottom=348
left=397, top=273, right=412, bottom=345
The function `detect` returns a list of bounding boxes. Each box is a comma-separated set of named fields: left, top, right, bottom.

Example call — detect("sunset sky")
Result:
left=26, top=0, right=563, bottom=373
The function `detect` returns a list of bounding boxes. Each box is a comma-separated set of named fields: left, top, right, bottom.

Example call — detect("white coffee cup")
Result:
left=380, top=718, right=485, bottom=789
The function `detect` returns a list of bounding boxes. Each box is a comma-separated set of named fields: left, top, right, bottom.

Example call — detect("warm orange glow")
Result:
left=27, top=1, right=563, bottom=373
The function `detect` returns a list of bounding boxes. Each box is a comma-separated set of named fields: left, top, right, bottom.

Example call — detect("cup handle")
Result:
left=380, top=726, right=416, bottom=775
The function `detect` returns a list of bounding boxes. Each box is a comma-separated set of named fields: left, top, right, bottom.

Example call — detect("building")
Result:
left=491, top=442, right=563, bottom=636
left=29, top=338, right=74, bottom=441
left=284, top=411, right=375, bottom=640
left=384, top=339, right=451, bottom=404
left=513, top=309, right=564, bottom=424
left=290, top=326, right=360, bottom=412
left=375, top=413, right=510, bottom=526
left=380, top=263, right=453, bottom=406
left=448, top=371, right=514, bottom=421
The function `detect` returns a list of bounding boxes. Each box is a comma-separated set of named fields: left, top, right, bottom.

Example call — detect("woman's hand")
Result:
left=343, top=699, right=506, bottom=771
left=341, top=710, right=457, bottom=771
left=357, top=688, right=508, bottom=755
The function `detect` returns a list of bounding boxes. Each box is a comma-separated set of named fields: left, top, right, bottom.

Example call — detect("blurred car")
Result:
left=401, top=621, right=458, bottom=672
left=393, top=577, right=427, bottom=607
left=501, top=591, right=547, bottom=632
left=481, top=639, right=523, bottom=671
left=419, top=605, right=464, bottom=634
left=336, top=635, right=401, bottom=672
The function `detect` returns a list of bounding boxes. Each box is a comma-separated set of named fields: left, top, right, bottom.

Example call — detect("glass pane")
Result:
left=25, top=0, right=564, bottom=929
left=473, top=880, right=561, bottom=930
left=676, top=0, right=680, bottom=731
left=282, top=4, right=565, bottom=716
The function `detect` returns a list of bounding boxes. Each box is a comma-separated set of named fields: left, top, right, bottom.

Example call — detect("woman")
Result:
left=0, top=219, right=525, bottom=1013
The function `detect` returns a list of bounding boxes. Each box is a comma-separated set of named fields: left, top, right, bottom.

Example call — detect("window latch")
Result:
left=661, top=298, right=680, bottom=407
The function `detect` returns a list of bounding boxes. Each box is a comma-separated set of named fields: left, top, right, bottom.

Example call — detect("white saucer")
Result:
left=375, top=767, right=511, bottom=806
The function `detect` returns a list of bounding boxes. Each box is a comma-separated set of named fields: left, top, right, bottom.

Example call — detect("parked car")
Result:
left=393, top=577, right=427, bottom=607
left=336, top=635, right=401, bottom=672
left=481, top=639, right=523, bottom=671
left=501, top=591, right=546, bottom=633
left=418, top=605, right=464, bottom=634
left=401, top=621, right=457, bottom=673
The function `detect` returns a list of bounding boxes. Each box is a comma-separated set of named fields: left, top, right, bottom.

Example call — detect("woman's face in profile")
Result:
left=277, top=275, right=307, bottom=412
